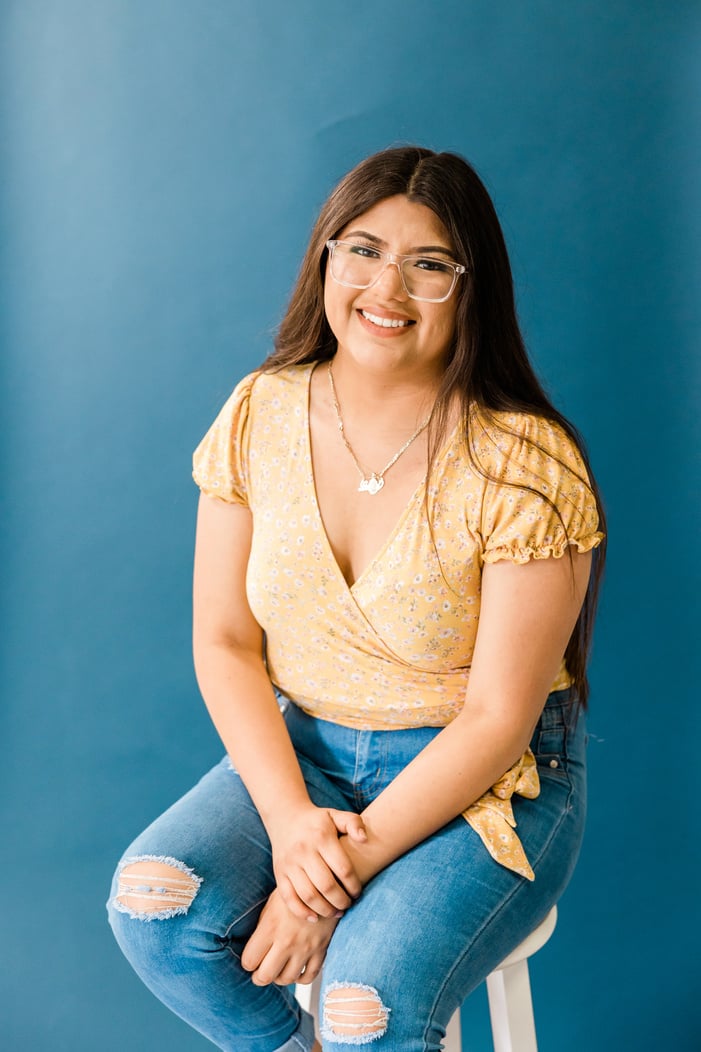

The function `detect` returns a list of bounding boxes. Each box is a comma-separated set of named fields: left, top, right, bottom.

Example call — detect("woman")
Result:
left=108, top=146, right=605, bottom=1052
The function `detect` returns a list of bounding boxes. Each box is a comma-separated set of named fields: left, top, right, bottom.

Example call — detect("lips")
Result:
left=359, top=309, right=415, bottom=329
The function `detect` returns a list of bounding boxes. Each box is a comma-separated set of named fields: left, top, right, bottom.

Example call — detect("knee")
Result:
left=109, top=854, right=202, bottom=922
left=322, top=983, right=390, bottom=1044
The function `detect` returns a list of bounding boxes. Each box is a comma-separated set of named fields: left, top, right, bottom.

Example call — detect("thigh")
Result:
left=111, top=757, right=272, bottom=940
left=111, top=751, right=353, bottom=941
left=318, top=748, right=585, bottom=1051
left=108, top=757, right=329, bottom=1052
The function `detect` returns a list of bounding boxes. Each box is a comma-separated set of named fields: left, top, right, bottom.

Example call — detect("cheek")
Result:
left=323, top=282, right=354, bottom=339
left=323, top=291, right=339, bottom=338
left=426, top=306, right=457, bottom=349
left=322, top=281, right=338, bottom=333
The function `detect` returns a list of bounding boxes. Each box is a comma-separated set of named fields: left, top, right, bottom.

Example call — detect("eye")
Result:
left=412, top=257, right=453, bottom=273
left=347, top=243, right=381, bottom=259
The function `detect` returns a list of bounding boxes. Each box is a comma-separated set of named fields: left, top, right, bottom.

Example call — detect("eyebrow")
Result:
left=343, top=230, right=455, bottom=257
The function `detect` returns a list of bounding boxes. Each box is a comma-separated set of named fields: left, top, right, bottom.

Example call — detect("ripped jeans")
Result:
left=107, top=690, right=586, bottom=1051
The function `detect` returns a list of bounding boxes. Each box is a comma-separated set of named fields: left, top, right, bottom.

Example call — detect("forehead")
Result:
left=338, top=195, right=453, bottom=251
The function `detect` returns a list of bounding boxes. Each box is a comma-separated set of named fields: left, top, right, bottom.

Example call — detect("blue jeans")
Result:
left=107, top=690, right=586, bottom=1051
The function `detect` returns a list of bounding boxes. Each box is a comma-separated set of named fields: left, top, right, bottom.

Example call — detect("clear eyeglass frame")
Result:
left=325, top=239, right=467, bottom=303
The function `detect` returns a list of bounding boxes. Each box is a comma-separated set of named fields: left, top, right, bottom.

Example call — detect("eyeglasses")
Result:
left=325, top=239, right=466, bottom=303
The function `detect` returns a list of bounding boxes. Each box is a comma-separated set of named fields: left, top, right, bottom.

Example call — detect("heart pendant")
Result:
left=359, top=475, right=384, bottom=495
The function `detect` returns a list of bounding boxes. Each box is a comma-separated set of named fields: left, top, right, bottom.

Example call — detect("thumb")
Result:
left=328, top=809, right=368, bottom=842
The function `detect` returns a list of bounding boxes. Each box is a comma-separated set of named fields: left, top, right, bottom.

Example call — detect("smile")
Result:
left=360, top=310, right=414, bottom=329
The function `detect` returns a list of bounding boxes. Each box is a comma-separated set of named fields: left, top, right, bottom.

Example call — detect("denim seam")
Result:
left=423, top=784, right=575, bottom=1049
left=352, top=732, right=366, bottom=812
left=522, top=772, right=575, bottom=873
left=269, top=994, right=314, bottom=1052
left=368, top=737, right=388, bottom=801
left=265, top=997, right=310, bottom=1052
left=222, top=894, right=271, bottom=943
left=534, top=707, right=574, bottom=785
left=422, top=884, right=522, bottom=1051
left=536, top=765, right=572, bottom=787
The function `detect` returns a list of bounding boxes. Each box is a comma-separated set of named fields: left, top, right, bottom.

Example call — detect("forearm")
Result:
left=343, top=552, right=592, bottom=884
left=192, top=495, right=365, bottom=922
left=341, top=706, right=534, bottom=884
left=194, top=641, right=311, bottom=833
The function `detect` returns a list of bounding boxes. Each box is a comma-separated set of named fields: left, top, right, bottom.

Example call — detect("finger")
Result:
left=302, top=859, right=354, bottom=912
left=317, top=842, right=362, bottom=899
left=275, top=955, right=315, bottom=987
left=282, top=863, right=351, bottom=916
left=251, top=952, right=292, bottom=987
left=279, top=869, right=346, bottom=919
left=241, top=928, right=271, bottom=973
left=276, top=874, right=322, bottom=922
left=328, top=809, right=367, bottom=843
left=294, top=948, right=326, bottom=986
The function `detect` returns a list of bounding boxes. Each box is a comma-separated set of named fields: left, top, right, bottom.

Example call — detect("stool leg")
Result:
left=486, top=960, right=538, bottom=1052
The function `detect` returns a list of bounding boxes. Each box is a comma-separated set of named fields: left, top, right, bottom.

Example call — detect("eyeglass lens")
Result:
left=330, top=243, right=457, bottom=301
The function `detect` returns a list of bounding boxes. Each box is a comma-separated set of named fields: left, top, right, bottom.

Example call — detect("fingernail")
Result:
left=334, top=910, right=345, bottom=918
left=307, top=915, right=318, bottom=924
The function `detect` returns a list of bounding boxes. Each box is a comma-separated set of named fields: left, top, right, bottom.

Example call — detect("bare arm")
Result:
left=193, top=494, right=365, bottom=918
left=339, top=549, right=593, bottom=883
left=242, top=548, right=593, bottom=984
left=193, top=493, right=309, bottom=826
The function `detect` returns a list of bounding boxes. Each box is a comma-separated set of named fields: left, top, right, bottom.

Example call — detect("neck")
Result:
left=328, top=352, right=441, bottom=425
left=326, top=360, right=433, bottom=493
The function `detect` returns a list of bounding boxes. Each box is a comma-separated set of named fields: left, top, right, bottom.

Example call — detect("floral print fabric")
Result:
left=192, top=364, right=603, bottom=878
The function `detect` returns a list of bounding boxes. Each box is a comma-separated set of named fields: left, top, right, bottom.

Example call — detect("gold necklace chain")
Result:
left=327, top=361, right=430, bottom=495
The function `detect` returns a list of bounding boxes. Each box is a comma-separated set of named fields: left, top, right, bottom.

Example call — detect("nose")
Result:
left=370, top=258, right=409, bottom=299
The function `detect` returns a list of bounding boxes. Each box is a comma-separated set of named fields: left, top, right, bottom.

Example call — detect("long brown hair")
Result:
left=262, top=146, right=606, bottom=707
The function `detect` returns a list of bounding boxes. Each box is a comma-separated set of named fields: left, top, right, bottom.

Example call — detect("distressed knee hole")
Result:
left=113, top=855, right=202, bottom=921
left=322, top=983, right=390, bottom=1044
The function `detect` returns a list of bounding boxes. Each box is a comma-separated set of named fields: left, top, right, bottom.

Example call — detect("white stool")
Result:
left=296, top=905, right=557, bottom=1052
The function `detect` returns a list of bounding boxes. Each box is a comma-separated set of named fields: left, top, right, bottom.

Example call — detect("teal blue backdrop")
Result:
left=2, top=2, right=699, bottom=1049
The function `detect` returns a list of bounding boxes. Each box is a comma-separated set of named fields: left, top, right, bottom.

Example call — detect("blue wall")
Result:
left=2, top=2, right=698, bottom=1048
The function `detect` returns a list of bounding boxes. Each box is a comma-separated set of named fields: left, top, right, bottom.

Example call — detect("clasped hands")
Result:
left=241, top=804, right=367, bottom=987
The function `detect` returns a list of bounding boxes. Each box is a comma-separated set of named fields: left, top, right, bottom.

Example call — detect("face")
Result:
left=323, top=195, right=460, bottom=380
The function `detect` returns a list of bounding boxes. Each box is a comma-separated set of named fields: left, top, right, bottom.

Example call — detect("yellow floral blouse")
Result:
left=193, top=364, right=603, bottom=879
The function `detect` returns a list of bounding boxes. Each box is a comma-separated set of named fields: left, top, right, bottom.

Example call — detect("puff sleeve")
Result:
left=472, top=410, right=604, bottom=565
left=192, top=372, right=258, bottom=505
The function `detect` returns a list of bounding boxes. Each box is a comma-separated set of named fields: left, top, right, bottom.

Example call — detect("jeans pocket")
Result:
left=532, top=703, right=571, bottom=784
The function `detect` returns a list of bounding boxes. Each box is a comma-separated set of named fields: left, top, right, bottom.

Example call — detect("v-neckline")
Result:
left=303, top=363, right=457, bottom=594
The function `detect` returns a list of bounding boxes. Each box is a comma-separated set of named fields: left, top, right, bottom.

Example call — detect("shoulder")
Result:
left=248, top=363, right=315, bottom=403
left=469, top=406, right=591, bottom=485
left=224, top=368, right=259, bottom=409
left=468, top=405, right=604, bottom=564
left=203, top=363, right=314, bottom=425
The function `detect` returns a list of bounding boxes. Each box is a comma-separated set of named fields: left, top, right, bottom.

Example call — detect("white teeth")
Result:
left=361, top=310, right=411, bottom=328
